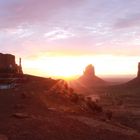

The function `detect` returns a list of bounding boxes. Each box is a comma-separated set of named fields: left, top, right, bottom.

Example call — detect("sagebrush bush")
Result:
left=105, top=110, right=113, bottom=120
left=69, top=93, right=79, bottom=103
left=86, top=97, right=103, bottom=113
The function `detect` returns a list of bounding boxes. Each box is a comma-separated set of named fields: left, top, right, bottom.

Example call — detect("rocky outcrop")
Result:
left=0, top=53, right=23, bottom=74
left=137, top=62, right=140, bottom=78
left=0, top=53, right=15, bottom=70
left=83, top=64, right=95, bottom=77
left=78, top=64, right=107, bottom=87
left=122, top=62, right=140, bottom=87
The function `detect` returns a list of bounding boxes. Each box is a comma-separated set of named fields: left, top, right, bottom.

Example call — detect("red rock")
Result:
left=0, top=134, right=8, bottom=140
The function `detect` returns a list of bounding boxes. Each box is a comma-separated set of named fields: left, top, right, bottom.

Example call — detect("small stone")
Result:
left=12, top=113, right=30, bottom=119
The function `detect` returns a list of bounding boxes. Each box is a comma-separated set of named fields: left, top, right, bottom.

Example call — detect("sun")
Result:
left=22, top=55, right=140, bottom=80
left=23, top=56, right=88, bottom=80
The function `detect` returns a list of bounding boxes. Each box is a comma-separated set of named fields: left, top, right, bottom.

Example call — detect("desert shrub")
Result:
left=21, top=92, right=28, bottom=99
left=69, top=93, right=79, bottom=103
left=95, top=104, right=103, bottom=113
left=86, top=97, right=103, bottom=113
left=78, top=94, right=85, bottom=101
left=64, top=83, right=68, bottom=90
left=69, top=88, right=74, bottom=94
left=61, top=89, right=67, bottom=95
left=105, top=110, right=113, bottom=120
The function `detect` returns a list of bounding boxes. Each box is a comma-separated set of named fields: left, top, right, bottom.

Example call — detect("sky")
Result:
left=1, top=0, right=140, bottom=79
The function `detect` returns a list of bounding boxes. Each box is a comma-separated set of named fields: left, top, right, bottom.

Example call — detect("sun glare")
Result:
left=22, top=55, right=140, bottom=80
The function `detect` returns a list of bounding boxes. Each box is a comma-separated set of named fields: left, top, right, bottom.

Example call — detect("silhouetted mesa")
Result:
left=0, top=53, right=23, bottom=74
left=0, top=53, right=24, bottom=89
left=78, top=64, right=106, bottom=87
left=123, top=62, right=140, bottom=87
left=137, top=62, right=140, bottom=78
left=84, top=64, right=95, bottom=77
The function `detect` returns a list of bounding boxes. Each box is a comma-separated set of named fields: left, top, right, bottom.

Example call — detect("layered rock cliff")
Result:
left=0, top=53, right=23, bottom=74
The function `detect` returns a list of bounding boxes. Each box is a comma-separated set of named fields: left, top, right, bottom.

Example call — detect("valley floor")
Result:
left=0, top=76, right=140, bottom=140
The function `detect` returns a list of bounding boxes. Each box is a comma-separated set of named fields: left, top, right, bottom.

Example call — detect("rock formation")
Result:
left=78, top=64, right=106, bottom=87
left=137, top=62, right=140, bottom=78
left=121, top=62, right=140, bottom=87
left=83, top=64, right=95, bottom=77
left=0, top=53, right=24, bottom=89
left=0, top=53, right=23, bottom=74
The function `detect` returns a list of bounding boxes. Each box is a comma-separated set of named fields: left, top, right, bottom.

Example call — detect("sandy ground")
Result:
left=0, top=75, right=140, bottom=140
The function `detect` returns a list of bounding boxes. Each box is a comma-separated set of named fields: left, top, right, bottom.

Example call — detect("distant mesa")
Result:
left=137, top=62, right=140, bottom=78
left=124, top=62, right=140, bottom=87
left=0, top=53, right=23, bottom=89
left=78, top=64, right=107, bottom=87
left=0, top=53, right=23, bottom=74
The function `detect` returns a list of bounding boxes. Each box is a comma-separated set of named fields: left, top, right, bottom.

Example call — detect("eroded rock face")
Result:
left=84, top=64, right=95, bottom=77
left=137, top=62, right=140, bottom=78
left=0, top=53, right=15, bottom=69
left=0, top=53, right=23, bottom=74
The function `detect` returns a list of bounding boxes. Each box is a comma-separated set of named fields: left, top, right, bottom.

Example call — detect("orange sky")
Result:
left=20, top=54, right=140, bottom=79
left=1, top=0, right=140, bottom=79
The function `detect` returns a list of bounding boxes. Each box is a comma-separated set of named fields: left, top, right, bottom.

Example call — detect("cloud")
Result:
left=1, top=0, right=140, bottom=59
left=44, top=27, right=75, bottom=40
left=0, top=0, right=83, bottom=29
left=114, top=13, right=140, bottom=29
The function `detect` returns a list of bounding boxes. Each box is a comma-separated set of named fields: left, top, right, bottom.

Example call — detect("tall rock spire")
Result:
left=84, top=64, right=95, bottom=77
left=19, top=58, right=23, bottom=74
